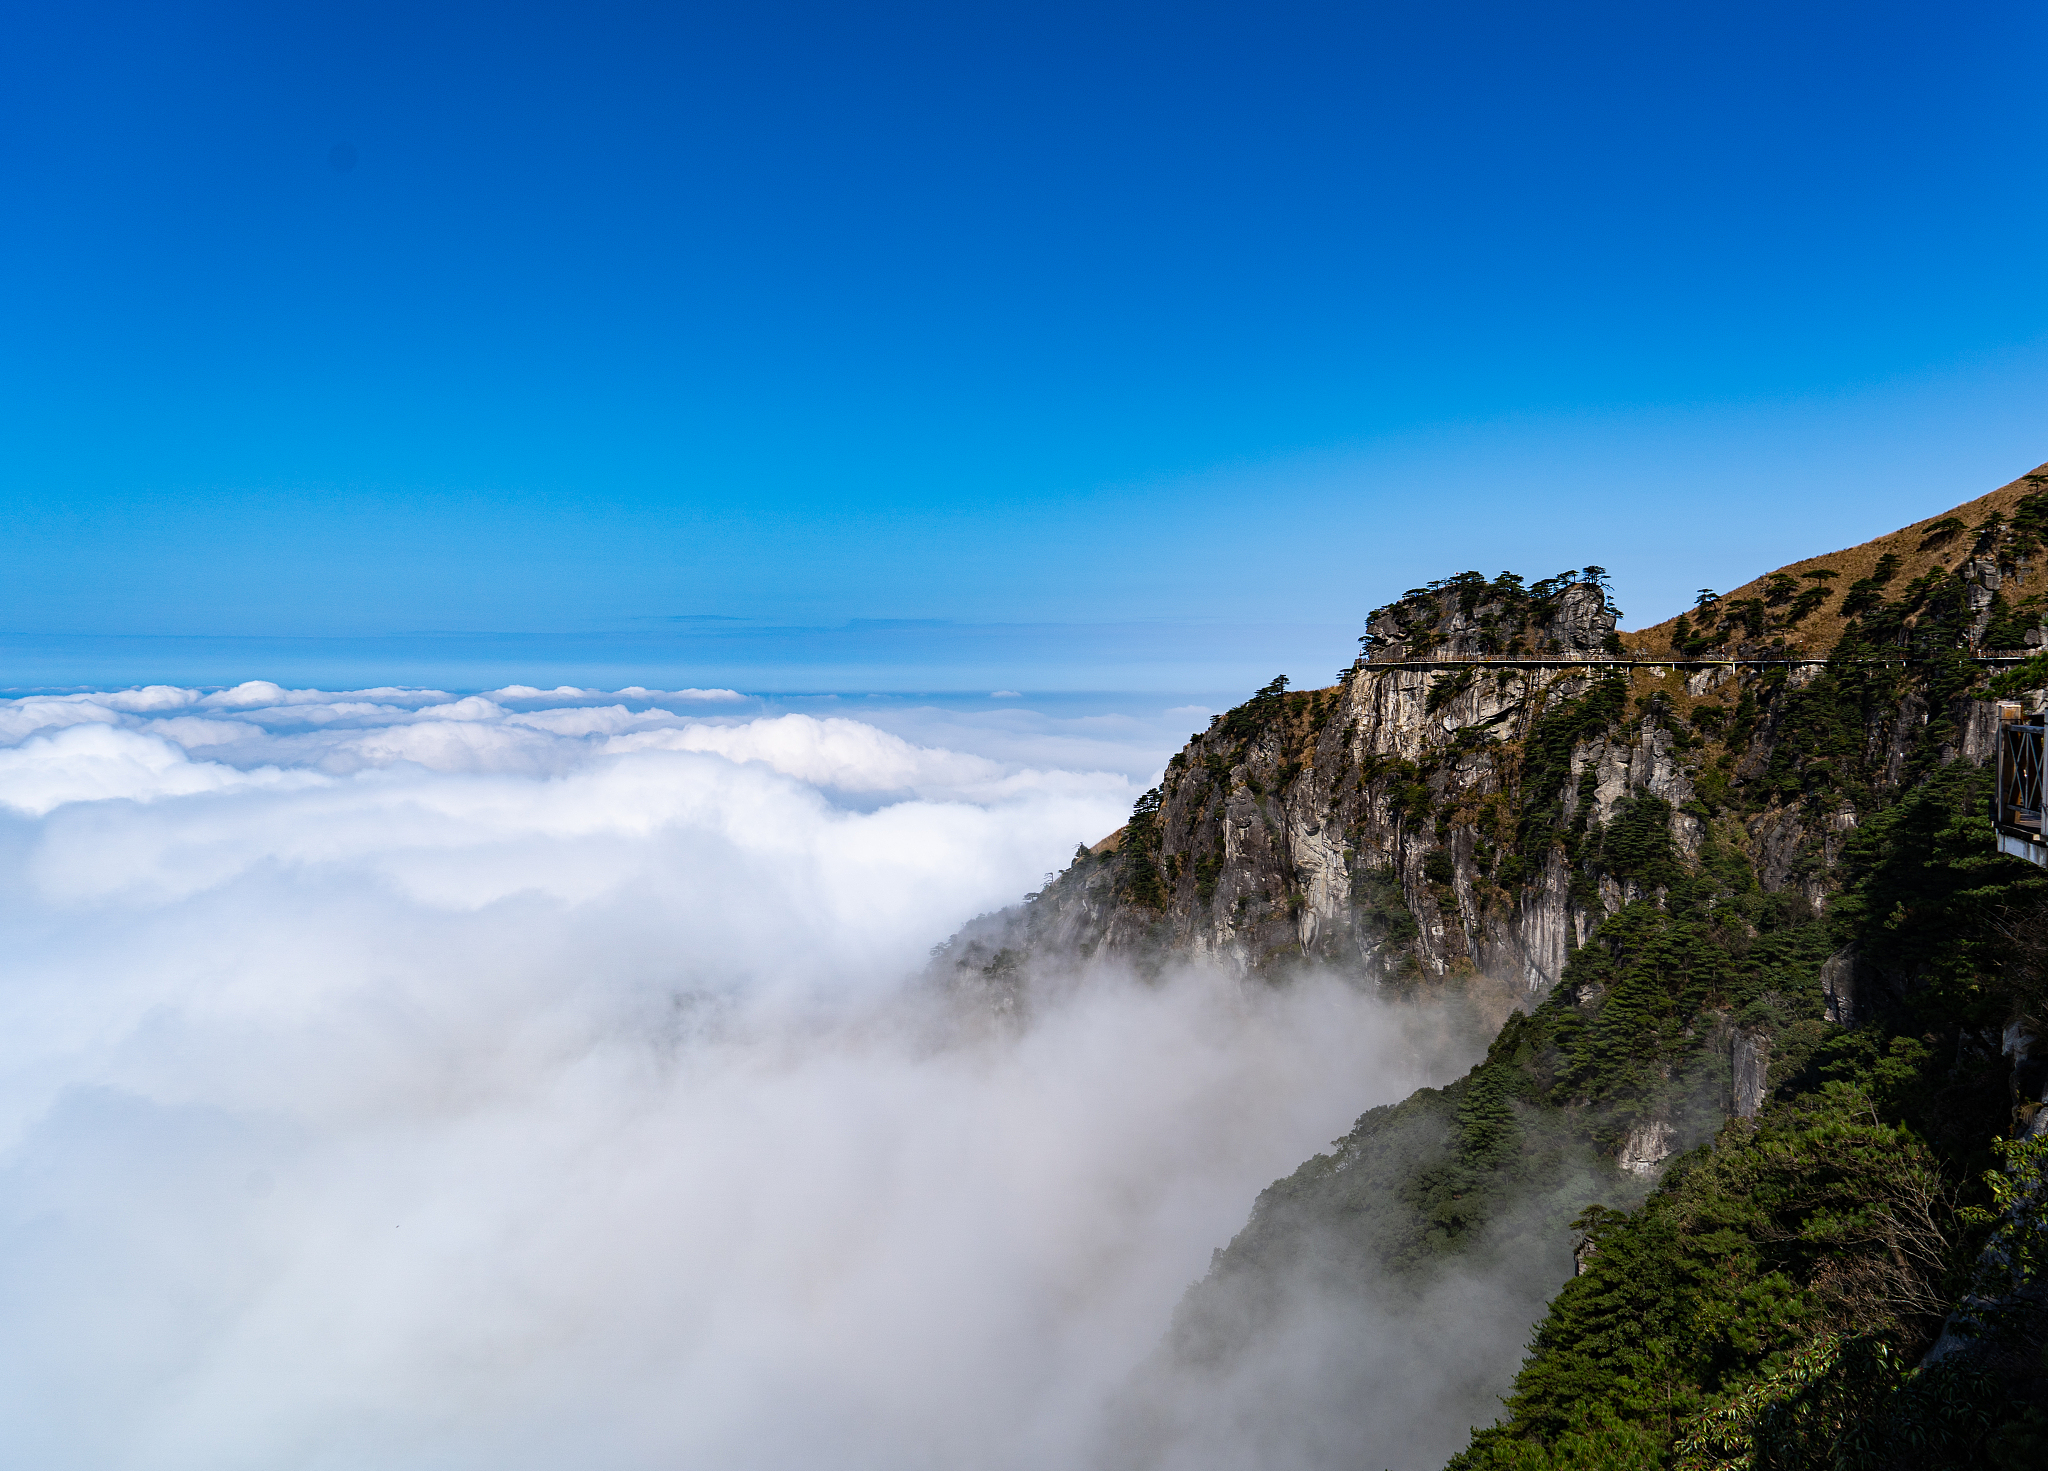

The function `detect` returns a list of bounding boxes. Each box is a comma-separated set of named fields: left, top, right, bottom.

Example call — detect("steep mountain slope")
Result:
left=1630, top=460, right=2048, bottom=658
left=935, top=462, right=2048, bottom=1468
left=948, top=581, right=1682, bottom=996
left=951, top=465, right=2048, bottom=999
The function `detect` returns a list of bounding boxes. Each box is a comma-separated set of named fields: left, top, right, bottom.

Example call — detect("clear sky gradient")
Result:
left=6, top=1, right=2046, bottom=691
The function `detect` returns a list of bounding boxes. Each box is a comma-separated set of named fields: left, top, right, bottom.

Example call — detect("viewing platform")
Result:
left=1996, top=702, right=2048, bottom=868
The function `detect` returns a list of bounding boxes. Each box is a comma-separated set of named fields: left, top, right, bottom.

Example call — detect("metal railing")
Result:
left=1354, top=648, right=2045, bottom=672
left=1996, top=704, right=2047, bottom=868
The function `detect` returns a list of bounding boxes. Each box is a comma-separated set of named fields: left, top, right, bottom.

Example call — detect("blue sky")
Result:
left=5, top=1, right=2046, bottom=692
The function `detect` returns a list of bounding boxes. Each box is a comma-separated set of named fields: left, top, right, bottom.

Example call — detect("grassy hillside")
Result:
left=1627, top=463, right=2048, bottom=657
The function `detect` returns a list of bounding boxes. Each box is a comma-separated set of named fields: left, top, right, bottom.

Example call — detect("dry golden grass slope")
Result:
left=1622, top=461, right=2048, bottom=655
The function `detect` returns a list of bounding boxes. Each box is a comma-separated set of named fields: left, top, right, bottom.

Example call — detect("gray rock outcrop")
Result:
left=1617, top=1119, right=1677, bottom=1177
left=1732, top=1031, right=1771, bottom=1119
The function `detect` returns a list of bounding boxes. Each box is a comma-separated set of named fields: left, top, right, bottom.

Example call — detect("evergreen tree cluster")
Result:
left=1362, top=568, right=1622, bottom=660
left=1438, top=682, right=2048, bottom=1466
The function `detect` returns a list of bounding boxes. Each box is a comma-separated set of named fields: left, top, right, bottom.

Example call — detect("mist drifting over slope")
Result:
left=0, top=684, right=1488, bottom=1469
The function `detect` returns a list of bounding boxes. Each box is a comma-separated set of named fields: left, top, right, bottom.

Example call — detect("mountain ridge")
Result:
left=1626, top=460, right=2048, bottom=658
left=935, top=459, right=2048, bottom=1468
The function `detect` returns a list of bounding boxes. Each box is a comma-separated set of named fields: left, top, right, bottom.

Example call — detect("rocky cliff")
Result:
left=946, top=470, right=2048, bottom=1005
left=945, top=580, right=1632, bottom=991
left=934, top=461, right=2048, bottom=1469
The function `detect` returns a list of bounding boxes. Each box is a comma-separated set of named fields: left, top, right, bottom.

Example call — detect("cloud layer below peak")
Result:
left=0, top=684, right=1461, bottom=1470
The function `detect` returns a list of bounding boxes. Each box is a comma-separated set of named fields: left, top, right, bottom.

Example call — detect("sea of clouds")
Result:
left=0, top=683, right=1481, bottom=1470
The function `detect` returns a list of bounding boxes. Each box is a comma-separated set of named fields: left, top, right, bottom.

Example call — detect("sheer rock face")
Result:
left=1547, top=583, right=1622, bottom=656
left=1819, top=945, right=1912, bottom=1030
left=1820, top=947, right=1864, bottom=1027
left=942, top=567, right=2003, bottom=1032
left=1732, top=1031, right=1771, bottom=1118
left=967, top=686, right=1499, bottom=985
left=955, top=643, right=1989, bottom=1004
left=947, top=595, right=2009, bottom=1026
left=953, top=633, right=1702, bottom=997
left=1617, top=1118, right=1677, bottom=1176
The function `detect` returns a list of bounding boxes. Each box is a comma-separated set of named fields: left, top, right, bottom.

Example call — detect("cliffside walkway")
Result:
left=1358, top=650, right=2043, bottom=671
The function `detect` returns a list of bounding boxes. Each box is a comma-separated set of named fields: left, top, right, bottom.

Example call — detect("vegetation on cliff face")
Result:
left=944, top=572, right=1674, bottom=990
left=1436, top=472, right=2048, bottom=1465
left=1434, top=539, right=2046, bottom=1463
left=1362, top=568, right=1625, bottom=662
left=933, top=467, right=2048, bottom=1468
left=1453, top=759, right=2048, bottom=1469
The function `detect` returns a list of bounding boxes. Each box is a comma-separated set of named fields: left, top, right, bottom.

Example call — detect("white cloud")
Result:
left=73, top=685, right=202, bottom=714
left=0, top=684, right=1472, bottom=1469
left=611, top=713, right=1010, bottom=796
left=0, top=725, right=315, bottom=816
left=411, top=695, right=508, bottom=722
left=198, top=681, right=451, bottom=710
left=147, top=716, right=268, bottom=749
left=0, top=694, right=126, bottom=743
left=605, top=685, right=746, bottom=703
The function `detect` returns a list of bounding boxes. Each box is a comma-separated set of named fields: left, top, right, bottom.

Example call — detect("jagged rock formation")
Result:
left=946, top=577, right=1667, bottom=995
left=1616, top=1117, right=1678, bottom=1176
left=1730, top=1030, right=1770, bottom=1119
left=1363, top=573, right=1619, bottom=660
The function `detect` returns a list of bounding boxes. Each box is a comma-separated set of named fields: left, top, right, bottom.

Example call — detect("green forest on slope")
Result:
left=1436, top=548, right=2048, bottom=1466
left=1090, top=501, right=2048, bottom=1469
left=1426, top=506, right=2048, bottom=1469
left=1446, top=759, right=2047, bottom=1469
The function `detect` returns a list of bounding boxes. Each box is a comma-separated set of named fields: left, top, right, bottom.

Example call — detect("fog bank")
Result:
left=0, top=684, right=1489, bottom=1470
